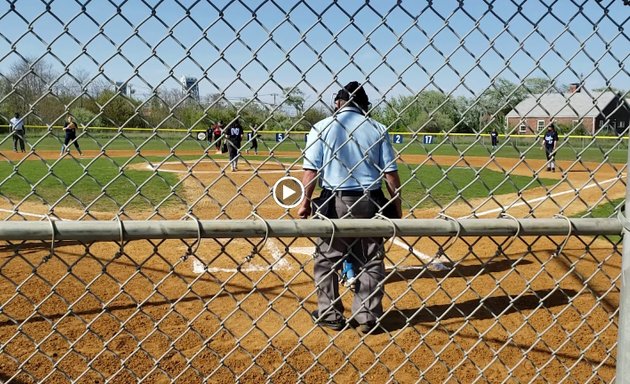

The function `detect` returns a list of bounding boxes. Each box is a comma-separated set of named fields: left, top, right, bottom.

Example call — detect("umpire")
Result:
left=298, top=81, right=401, bottom=334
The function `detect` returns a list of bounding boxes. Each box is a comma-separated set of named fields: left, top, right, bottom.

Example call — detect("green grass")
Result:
left=579, top=198, right=624, bottom=219
left=0, top=131, right=602, bottom=213
left=3, top=131, right=627, bottom=164
left=0, top=157, right=181, bottom=212
left=0, top=153, right=554, bottom=213
left=570, top=198, right=625, bottom=243
left=397, top=165, right=555, bottom=208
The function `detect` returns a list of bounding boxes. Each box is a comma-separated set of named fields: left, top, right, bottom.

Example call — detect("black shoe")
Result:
left=358, top=321, right=378, bottom=334
left=311, top=310, right=345, bottom=331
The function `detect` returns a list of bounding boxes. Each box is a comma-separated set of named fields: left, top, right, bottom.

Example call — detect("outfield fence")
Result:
left=1, top=1, right=629, bottom=383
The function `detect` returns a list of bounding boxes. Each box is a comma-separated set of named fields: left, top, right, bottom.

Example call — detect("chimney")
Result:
left=569, top=82, right=581, bottom=93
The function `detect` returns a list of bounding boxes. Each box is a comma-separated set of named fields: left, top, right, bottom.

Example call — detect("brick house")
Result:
left=506, top=84, right=630, bottom=135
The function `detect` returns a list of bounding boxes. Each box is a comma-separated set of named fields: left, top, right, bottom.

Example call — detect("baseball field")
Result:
left=0, top=133, right=624, bottom=382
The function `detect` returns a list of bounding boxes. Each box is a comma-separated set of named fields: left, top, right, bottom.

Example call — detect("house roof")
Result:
left=506, top=91, right=618, bottom=118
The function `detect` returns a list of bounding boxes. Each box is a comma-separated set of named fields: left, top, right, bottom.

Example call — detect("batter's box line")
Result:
left=192, top=238, right=290, bottom=273
left=146, top=159, right=302, bottom=174
left=191, top=237, right=449, bottom=274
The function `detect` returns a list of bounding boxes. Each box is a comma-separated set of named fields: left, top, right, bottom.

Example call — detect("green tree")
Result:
left=96, top=90, right=145, bottom=128
left=283, top=87, right=305, bottom=115
left=374, top=91, right=461, bottom=133
left=70, top=107, right=102, bottom=127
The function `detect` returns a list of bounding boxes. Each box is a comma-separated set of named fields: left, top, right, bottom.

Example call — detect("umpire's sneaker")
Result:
left=311, top=310, right=345, bottom=331
left=358, top=321, right=378, bottom=335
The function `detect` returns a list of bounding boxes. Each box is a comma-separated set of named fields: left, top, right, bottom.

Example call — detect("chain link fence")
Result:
left=0, top=0, right=628, bottom=382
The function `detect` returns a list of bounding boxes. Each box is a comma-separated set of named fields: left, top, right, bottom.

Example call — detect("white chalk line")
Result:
left=0, top=208, right=48, bottom=218
left=193, top=238, right=290, bottom=273
left=462, top=175, right=623, bottom=219
left=147, top=159, right=301, bottom=174
left=291, top=242, right=449, bottom=271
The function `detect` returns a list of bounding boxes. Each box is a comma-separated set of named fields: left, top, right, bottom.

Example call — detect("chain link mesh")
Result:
left=0, top=0, right=628, bottom=382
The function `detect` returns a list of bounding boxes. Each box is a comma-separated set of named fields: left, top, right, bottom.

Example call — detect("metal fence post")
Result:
left=617, top=140, right=630, bottom=383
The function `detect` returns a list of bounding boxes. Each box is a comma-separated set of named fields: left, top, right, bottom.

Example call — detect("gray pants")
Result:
left=314, top=193, right=385, bottom=324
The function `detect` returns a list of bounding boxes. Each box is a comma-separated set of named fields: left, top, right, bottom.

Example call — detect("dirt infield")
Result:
left=0, top=149, right=622, bottom=383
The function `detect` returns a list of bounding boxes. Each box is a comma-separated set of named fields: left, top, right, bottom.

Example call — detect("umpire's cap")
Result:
left=334, top=81, right=370, bottom=113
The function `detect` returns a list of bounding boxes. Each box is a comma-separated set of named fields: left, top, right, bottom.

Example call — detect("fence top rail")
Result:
left=0, top=218, right=621, bottom=242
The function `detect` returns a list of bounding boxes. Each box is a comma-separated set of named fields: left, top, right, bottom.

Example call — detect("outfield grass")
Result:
left=0, top=131, right=605, bottom=213
left=0, top=149, right=555, bottom=213
left=1, top=131, right=627, bottom=163
left=0, top=157, right=181, bottom=212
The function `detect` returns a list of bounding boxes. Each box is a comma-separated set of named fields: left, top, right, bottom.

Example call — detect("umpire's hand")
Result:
left=298, top=202, right=311, bottom=219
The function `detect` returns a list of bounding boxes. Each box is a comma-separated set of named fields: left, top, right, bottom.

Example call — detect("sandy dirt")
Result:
left=0, top=149, right=622, bottom=383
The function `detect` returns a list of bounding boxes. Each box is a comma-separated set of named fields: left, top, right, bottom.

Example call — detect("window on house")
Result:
left=519, top=124, right=527, bottom=133
left=537, top=120, right=545, bottom=132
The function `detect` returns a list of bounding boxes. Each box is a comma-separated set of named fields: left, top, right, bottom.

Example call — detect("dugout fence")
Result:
left=1, top=1, right=629, bottom=383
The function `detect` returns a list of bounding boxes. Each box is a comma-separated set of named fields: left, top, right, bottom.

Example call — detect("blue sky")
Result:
left=0, top=0, right=628, bottom=107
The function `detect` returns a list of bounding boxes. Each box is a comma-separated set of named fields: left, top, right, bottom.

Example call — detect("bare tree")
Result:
left=6, top=58, right=56, bottom=108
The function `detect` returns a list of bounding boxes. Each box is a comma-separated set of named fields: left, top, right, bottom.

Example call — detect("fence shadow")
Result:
left=0, top=240, right=84, bottom=256
left=380, top=288, right=578, bottom=332
left=385, top=258, right=532, bottom=283
left=0, top=372, right=29, bottom=384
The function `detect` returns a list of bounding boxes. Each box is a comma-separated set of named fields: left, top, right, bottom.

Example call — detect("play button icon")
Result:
left=283, top=185, right=296, bottom=200
left=272, top=176, right=304, bottom=209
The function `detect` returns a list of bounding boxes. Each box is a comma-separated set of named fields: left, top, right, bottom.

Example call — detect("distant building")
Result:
left=506, top=83, right=630, bottom=135
left=181, top=76, right=200, bottom=101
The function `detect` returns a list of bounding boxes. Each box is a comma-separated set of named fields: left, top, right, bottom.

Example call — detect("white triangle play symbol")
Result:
left=282, top=185, right=296, bottom=200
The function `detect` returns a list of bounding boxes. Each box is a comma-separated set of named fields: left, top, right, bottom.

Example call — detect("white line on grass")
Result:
left=461, top=175, right=623, bottom=218
left=0, top=208, right=48, bottom=218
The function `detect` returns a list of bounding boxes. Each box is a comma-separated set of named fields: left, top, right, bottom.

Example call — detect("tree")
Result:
left=96, top=90, right=145, bottom=128
left=283, top=87, right=305, bottom=115
left=593, top=86, right=626, bottom=94
left=1, top=58, right=59, bottom=124
left=374, top=91, right=461, bottom=133
left=71, top=107, right=102, bottom=127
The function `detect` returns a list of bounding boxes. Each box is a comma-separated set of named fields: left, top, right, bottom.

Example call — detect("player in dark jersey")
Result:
left=490, top=128, right=499, bottom=150
left=542, top=124, right=559, bottom=172
left=227, top=118, right=244, bottom=171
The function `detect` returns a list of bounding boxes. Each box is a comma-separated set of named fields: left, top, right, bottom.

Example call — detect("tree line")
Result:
left=1, top=58, right=624, bottom=135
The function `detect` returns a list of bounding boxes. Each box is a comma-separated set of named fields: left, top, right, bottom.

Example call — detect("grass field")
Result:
left=2, top=130, right=628, bottom=163
left=0, top=145, right=556, bottom=213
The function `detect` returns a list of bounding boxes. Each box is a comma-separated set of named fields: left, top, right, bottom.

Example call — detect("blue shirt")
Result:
left=302, top=106, right=398, bottom=190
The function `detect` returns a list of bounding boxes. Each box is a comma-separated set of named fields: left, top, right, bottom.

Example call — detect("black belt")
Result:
left=324, top=189, right=383, bottom=197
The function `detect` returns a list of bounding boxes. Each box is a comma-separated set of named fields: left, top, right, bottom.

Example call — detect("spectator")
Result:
left=213, top=121, right=224, bottom=153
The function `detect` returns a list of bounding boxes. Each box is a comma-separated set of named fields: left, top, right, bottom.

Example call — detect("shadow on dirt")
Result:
left=384, top=258, right=533, bottom=283
left=380, top=288, right=578, bottom=332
